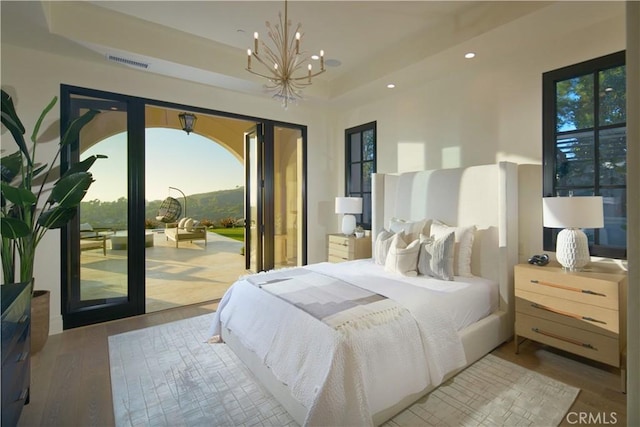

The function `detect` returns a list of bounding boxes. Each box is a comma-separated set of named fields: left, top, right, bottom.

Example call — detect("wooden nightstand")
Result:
left=327, top=234, right=372, bottom=263
left=514, top=263, right=627, bottom=390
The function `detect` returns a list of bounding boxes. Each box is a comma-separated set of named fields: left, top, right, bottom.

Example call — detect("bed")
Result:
left=210, top=162, right=519, bottom=426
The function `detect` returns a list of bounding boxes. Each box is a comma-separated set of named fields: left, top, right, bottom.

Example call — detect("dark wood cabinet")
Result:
left=2, top=282, right=31, bottom=427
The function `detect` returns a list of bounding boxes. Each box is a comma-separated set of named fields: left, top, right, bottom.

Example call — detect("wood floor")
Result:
left=18, top=302, right=627, bottom=427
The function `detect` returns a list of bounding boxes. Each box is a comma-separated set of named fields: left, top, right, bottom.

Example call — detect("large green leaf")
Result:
left=60, top=154, right=108, bottom=180
left=37, top=206, right=77, bottom=230
left=0, top=90, right=30, bottom=165
left=0, top=217, right=30, bottom=238
left=49, top=172, right=93, bottom=207
left=31, top=96, right=57, bottom=144
left=1, top=151, right=23, bottom=183
left=60, top=110, right=100, bottom=148
left=0, top=182, right=36, bottom=206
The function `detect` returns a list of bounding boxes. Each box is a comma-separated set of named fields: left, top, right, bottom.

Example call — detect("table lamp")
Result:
left=335, top=197, right=362, bottom=236
left=542, top=196, right=604, bottom=271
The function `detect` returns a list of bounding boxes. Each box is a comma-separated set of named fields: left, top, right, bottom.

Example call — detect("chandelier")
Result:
left=246, top=0, right=326, bottom=108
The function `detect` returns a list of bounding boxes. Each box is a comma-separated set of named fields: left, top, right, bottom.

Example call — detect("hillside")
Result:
left=80, top=187, right=244, bottom=229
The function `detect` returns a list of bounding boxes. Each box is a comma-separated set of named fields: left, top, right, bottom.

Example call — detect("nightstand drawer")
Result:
left=515, top=267, right=618, bottom=310
left=327, top=234, right=371, bottom=263
left=515, top=312, right=619, bottom=366
left=516, top=290, right=618, bottom=337
left=328, top=235, right=352, bottom=247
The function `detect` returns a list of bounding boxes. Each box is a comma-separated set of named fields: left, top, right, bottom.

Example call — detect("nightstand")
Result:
left=327, top=234, right=372, bottom=263
left=514, top=263, right=627, bottom=390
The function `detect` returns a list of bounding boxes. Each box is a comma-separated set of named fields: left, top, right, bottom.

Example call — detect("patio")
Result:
left=80, top=229, right=247, bottom=312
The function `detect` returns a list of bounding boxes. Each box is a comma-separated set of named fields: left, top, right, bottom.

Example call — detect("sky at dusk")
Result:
left=82, top=128, right=243, bottom=202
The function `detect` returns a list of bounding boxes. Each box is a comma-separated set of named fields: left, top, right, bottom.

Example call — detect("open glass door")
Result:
left=245, top=123, right=306, bottom=272
left=245, top=125, right=263, bottom=273
left=62, top=91, right=143, bottom=328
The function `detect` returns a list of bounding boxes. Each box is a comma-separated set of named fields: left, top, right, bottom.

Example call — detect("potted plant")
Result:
left=1, top=89, right=104, bottom=353
left=354, top=225, right=365, bottom=238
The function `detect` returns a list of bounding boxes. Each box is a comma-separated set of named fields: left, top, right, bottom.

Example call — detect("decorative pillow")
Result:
left=430, top=220, right=476, bottom=277
left=418, top=232, right=455, bottom=281
left=389, top=218, right=431, bottom=242
left=384, top=233, right=420, bottom=277
left=178, top=217, right=189, bottom=229
left=184, top=218, right=194, bottom=231
left=374, top=229, right=398, bottom=265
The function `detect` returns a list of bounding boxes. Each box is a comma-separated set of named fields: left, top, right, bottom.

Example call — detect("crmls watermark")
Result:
left=566, top=412, right=618, bottom=425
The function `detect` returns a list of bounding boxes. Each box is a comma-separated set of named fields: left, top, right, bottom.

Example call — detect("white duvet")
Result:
left=209, top=260, right=498, bottom=426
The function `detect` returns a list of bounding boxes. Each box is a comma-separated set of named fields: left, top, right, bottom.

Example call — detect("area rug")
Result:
left=109, top=313, right=579, bottom=427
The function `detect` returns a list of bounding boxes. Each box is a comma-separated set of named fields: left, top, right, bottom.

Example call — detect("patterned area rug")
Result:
left=109, top=313, right=579, bottom=427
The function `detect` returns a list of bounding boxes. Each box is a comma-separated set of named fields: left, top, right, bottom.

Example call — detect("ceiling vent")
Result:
left=106, top=54, right=149, bottom=69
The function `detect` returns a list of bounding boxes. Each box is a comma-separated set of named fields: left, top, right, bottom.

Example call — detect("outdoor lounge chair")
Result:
left=79, top=223, right=111, bottom=255
left=165, top=217, right=207, bottom=248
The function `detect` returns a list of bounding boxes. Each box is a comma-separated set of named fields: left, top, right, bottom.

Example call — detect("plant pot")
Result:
left=31, top=290, right=50, bottom=354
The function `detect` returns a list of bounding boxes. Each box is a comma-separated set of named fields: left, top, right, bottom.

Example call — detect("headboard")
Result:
left=371, top=162, right=518, bottom=317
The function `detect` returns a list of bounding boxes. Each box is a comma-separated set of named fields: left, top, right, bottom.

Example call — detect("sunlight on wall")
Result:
left=442, top=147, right=461, bottom=168
left=397, top=142, right=425, bottom=172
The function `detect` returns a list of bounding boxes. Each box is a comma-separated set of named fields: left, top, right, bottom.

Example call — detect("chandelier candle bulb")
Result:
left=254, top=32, right=259, bottom=54
left=320, top=50, right=324, bottom=69
left=247, top=49, right=252, bottom=69
left=308, top=64, right=312, bottom=82
left=295, top=32, right=301, bottom=54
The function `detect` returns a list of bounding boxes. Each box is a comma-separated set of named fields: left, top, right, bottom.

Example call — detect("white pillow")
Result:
left=178, top=217, right=188, bottom=228
left=384, top=233, right=420, bottom=277
left=430, top=220, right=476, bottom=277
left=418, top=232, right=455, bottom=281
left=389, top=218, right=430, bottom=242
left=374, top=229, right=398, bottom=265
left=80, top=223, right=93, bottom=232
left=184, top=218, right=194, bottom=231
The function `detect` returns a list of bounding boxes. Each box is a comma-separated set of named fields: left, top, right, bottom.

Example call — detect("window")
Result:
left=543, top=51, right=626, bottom=259
left=345, top=122, right=376, bottom=229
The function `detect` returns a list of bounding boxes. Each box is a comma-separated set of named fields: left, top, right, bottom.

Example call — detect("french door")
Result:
left=61, top=88, right=145, bottom=328
left=245, top=123, right=306, bottom=272
left=61, top=85, right=307, bottom=328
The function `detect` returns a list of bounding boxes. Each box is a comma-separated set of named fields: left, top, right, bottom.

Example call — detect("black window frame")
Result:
left=542, top=50, right=627, bottom=259
left=345, top=122, right=376, bottom=229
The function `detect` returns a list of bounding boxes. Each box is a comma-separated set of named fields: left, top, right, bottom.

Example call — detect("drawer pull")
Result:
left=19, top=314, right=29, bottom=323
left=530, top=303, right=607, bottom=324
left=17, top=351, right=29, bottom=362
left=530, top=280, right=606, bottom=297
left=531, top=327, right=597, bottom=350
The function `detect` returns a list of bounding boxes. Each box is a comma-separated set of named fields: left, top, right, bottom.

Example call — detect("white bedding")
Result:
left=209, top=260, right=499, bottom=426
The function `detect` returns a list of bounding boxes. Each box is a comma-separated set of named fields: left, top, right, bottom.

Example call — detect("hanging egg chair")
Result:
left=155, top=196, right=182, bottom=223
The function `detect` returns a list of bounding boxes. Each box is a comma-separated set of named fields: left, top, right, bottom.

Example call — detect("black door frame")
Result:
left=60, top=84, right=308, bottom=329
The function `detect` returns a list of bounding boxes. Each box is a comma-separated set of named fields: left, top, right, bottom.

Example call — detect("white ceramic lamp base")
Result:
left=556, top=227, right=591, bottom=271
left=341, top=214, right=356, bottom=236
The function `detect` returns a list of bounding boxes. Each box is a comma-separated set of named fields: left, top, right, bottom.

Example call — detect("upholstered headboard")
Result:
left=371, top=162, right=518, bottom=317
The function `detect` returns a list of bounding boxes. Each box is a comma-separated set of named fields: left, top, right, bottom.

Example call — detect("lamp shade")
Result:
left=335, top=197, right=363, bottom=214
left=542, top=196, right=604, bottom=229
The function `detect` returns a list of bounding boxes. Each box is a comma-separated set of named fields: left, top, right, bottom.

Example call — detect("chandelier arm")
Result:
left=246, top=67, right=280, bottom=80
left=252, top=51, right=281, bottom=74
left=290, top=69, right=326, bottom=81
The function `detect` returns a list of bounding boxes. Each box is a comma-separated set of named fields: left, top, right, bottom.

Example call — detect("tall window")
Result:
left=345, top=122, right=376, bottom=229
left=542, top=51, right=626, bottom=259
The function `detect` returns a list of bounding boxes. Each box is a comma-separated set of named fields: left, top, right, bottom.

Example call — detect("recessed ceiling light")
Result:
left=311, top=54, right=320, bottom=60
left=387, top=83, right=396, bottom=89
left=464, top=52, right=476, bottom=59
